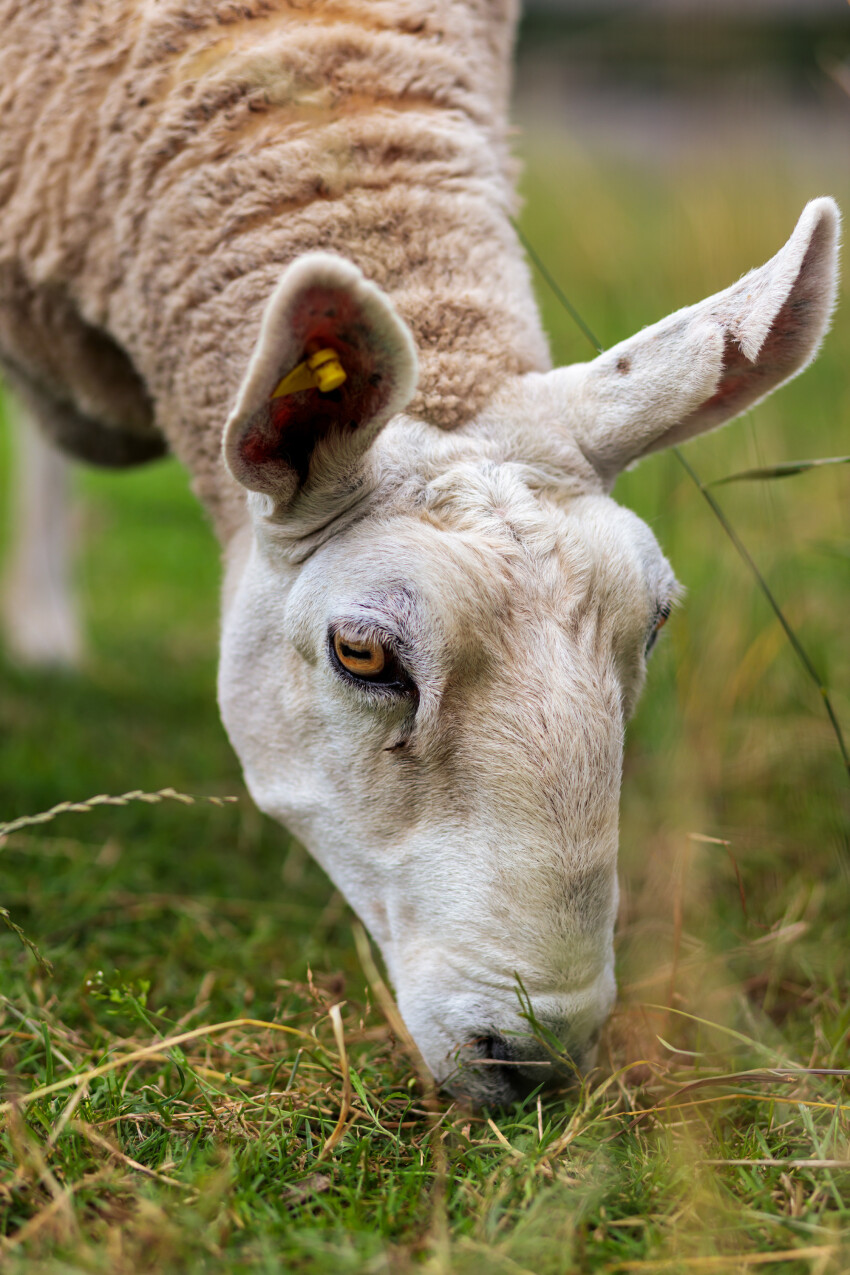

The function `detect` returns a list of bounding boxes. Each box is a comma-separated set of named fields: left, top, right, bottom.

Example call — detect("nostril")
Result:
left=476, top=1034, right=544, bottom=1104
left=479, top=1034, right=511, bottom=1063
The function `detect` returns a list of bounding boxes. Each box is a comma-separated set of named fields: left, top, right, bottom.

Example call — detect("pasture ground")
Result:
left=1, top=146, right=849, bottom=1273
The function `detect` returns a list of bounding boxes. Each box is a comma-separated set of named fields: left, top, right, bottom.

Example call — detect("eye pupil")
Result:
left=340, top=642, right=368, bottom=662
left=333, top=630, right=387, bottom=677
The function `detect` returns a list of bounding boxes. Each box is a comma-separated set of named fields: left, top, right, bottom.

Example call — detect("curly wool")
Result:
left=0, top=0, right=550, bottom=538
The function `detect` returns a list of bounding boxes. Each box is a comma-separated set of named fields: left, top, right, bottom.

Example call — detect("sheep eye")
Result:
left=645, top=602, right=671, bottom=656
left=333, top=631, right=387, bottom=678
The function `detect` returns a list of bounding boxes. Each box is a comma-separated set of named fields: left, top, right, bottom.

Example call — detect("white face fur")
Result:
left=219, top=201, right=839, bottom=1105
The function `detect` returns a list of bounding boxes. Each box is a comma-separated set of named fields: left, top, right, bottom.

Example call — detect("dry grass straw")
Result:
left=0, top=1017, right=317, bottom=1119
left=0, top=787, right=238, bottom=839
left=608, top=1248, right=841, bottom=1272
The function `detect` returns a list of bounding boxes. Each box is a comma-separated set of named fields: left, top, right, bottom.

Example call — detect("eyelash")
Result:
left=645, top=601, right=672, bottom=655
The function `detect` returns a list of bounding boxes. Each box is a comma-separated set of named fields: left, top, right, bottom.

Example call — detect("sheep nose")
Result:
left=470, top=1032, right=574, bottom=1106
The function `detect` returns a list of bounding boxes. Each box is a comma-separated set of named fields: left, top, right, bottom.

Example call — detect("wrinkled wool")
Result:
left=0, top=0, right=549, bottom=538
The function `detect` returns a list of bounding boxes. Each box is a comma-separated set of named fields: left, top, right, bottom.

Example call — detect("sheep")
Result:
left=0, top=1, right=840, bottom=1106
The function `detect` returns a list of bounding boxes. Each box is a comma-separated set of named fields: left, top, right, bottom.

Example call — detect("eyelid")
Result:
left=332, top=614, right=407, bottom=651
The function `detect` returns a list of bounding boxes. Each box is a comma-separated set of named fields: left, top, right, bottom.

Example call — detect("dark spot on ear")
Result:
left=616, top=356, right=631, bottom=375
left=348, top=419, right=358, bottom=430
left=369, top=373, right=383, bottom=386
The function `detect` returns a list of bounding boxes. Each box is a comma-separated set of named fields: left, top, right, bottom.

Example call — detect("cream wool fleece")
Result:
left=0, top=0, right=550, bottom=539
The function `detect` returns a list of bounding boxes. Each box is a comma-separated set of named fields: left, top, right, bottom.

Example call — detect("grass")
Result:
left=1, top=138, right=849, bottom=1273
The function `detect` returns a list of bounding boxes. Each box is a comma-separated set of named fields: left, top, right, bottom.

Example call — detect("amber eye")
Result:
left=645, top=602, right=672, bottom=656
left=333, top=631, right=387, bottom=678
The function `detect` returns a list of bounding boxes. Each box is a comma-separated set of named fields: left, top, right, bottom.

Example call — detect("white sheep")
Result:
left=0, top=1, right=839, bottom=1105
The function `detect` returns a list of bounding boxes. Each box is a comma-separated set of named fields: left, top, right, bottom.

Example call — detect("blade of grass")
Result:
left=0, top=788, right=238, bottom=838
left=707, top=455, right=850, bottom=485
left=701, top=1158, right=850, bottom=1167
left=513, top=219, right=604, bottom=354
left=673, top=446, right=850, bottom=791
left=0, top=907, right=53, bottom=977
left=608, top=1245, right=839, bottom=1271
left=316, top=1003, right=353, bottom=1161
left=69, top=1119, right=190, bottom=1190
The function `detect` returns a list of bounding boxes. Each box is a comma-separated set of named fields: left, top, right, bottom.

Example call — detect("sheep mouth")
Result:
left=447, top=1031, right=581, bottom=1106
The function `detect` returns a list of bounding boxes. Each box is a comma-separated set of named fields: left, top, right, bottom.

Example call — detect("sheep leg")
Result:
left=2, top=392, right=83, bottom=668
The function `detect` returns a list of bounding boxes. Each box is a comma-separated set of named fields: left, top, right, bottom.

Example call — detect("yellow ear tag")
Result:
left=271, top=348, right=347, bottom=399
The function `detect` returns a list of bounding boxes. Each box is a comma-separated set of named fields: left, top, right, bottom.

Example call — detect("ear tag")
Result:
left=271, top=348, right=347, bottom=399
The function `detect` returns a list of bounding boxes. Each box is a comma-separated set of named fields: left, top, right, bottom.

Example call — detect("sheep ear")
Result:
left=223, top=254, right=417, bottom=509
left=549, top=199, right=840, bottom=484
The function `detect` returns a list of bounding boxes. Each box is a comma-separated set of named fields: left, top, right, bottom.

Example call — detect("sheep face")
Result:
left=219, top=200, right=839, bottom=1105
left=219, top=449, right=679, bottom=1102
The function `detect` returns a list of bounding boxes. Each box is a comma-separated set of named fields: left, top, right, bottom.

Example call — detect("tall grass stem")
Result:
left=519, top=226, right=850, bottom=795
left=513, top=220, right=604, bottom=354
left=673, top=447, right=850, bottom=788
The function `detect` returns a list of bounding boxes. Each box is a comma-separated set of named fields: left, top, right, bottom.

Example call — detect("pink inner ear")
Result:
left=701, top=292, right=815, bottom=426
left=238, top=285, right=392, bottom=486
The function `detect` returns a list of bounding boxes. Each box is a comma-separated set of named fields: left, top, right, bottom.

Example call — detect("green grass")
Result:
left=1, top=143, right=849, bottom=1273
